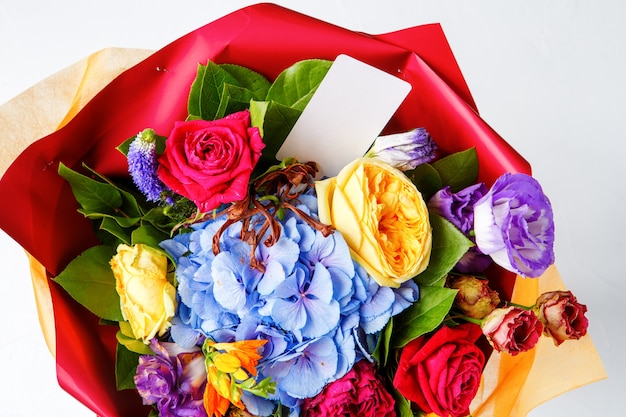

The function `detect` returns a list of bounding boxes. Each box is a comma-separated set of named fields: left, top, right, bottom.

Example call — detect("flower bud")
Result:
left=534, top=290, right=588, bottom=346
left=366, top=127, right=436, bottom=171
left=482, top=306, right=543, bottom=355
left=447, top=275, right=500, bottom=319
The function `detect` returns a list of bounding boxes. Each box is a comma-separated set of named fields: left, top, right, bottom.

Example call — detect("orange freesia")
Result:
left=203, top=367, right=232, bottom=417
left=203, top=339, right=268, bottom=417
left=207, top=339, right=266, bottom=377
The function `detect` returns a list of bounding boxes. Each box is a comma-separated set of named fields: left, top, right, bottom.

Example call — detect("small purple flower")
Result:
left=473, top=173, right=555, bottom=278
left=134, top=340, right=207, bottom=417
left=366, top=127, right=437, bottom=170
left=429, top=183, right=487, bottom=234
left=429, top=183, right=492, bottom=273
left=128, top=128, right=168, bottom=203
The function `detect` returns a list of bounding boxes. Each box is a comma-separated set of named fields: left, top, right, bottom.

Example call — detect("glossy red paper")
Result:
left=0, top=3, right=530, bottom=416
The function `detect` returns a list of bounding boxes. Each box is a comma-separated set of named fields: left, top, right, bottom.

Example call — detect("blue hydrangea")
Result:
left=160, top=197, right=420, bottom=413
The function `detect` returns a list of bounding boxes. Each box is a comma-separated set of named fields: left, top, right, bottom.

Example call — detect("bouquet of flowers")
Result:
left=0, top=4, right=605, bottom=417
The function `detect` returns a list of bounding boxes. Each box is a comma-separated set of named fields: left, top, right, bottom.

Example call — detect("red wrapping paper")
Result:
left=0, top=4, right=532, bottom=416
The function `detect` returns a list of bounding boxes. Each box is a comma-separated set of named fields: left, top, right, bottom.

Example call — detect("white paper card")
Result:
left=276, top=54, right=412, bottom=178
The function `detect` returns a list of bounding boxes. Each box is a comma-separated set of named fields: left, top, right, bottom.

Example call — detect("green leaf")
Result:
left=59, top=163, right=123, bottom=214
left=266, top=59, right=332, bottom=111
left=405, top=163, right=443, bottom=201
left=131, top=223, right=169, bottom=248
left=256, top=102, right=303, bottom=166
left=215, top=83, right=255, bottom=119
left=432, top=147, right=479, bottom=192
left=115, top=342, right=142, bottom=390
left=220, top=63, right=271, bottom=100
left=187, top=61, right=239, bottom=120
left=98, top=216, right=131, bottom=245
left=415, top=214, right=473, bottom=287
left=116, top=323, right=152, bottom=355
left=391, top=388, right=413, bottom=417
left=372, top=317, right=394, bottom=366
left=391, top=285, right=458, bottom=348
left=53, top=245, right=124, bottom=321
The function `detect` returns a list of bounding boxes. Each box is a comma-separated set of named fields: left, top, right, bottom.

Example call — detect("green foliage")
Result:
left=432, top=147, right=479, bottom=192
left=372, top=317, right=394, bottom=366
left=391, top=285, right=458, bottom=349
left=415, top=214, right=473, bottom=287
left=405, top=163, right=443, bottom=201
left=53, top=245, right=124, bottom=321
left=265, top=59, right=332, bottom=111
left=116, top=342, right=142, bottom=391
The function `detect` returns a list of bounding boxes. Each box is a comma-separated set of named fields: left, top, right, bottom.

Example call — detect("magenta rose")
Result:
left=157, top=110, right=264, bottom=212
left=534, top=290, right=588, bottom=346
left=393, top=323, right=485, bottom=417
left=481, top=306, right=543, bottom=355
left=301, top=360, right=395, bottom=417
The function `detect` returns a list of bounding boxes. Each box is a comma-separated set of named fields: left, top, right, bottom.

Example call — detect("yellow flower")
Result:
left=316, top=158, right=432, bottom=287
left=110, top=243, right=176, bottom=343
left=202, top=339, right=269, bottom=417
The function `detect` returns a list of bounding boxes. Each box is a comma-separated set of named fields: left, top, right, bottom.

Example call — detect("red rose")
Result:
left=302, top=360, right=395, bottom=417
left=393, top=324, right=485, bottom=417
left=481, top=306, right=543, bottom=355
left=534, top=290, right=588, bottom=346
left=157, top=110, right=264, bottom=212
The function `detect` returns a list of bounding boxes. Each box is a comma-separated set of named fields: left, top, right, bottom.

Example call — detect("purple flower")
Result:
left=128, top=128, right=169, bottom=203
left=134, top=340, right=207, bottom=417
left=366, top=128, right=436, bottom=170
left=428, top=183, right=492, bottom=273
left=473, top=173, right=555, bottom=278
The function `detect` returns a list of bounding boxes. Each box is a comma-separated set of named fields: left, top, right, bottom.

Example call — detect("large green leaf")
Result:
left=53, top=245, right=124, bottom=321
left=405, top=163, right=442, bottom=201
left=415, top=214, right=472, bottom=287
left=115, top=342, right=142, bottom=390
left=220, top=63, right=271, bottom=100
left=58, top=163, right=123, bottom=214
left=391, top=285, right=458, bottom=348
left=432, top=147, right=479, bottom=192
left=255, top=101, right=303, bottom=166
left=266, top=59, right=332, bottom=111
left=215, top=83, right=255, bottom=119
left=187, top=61, right=239, bottom=120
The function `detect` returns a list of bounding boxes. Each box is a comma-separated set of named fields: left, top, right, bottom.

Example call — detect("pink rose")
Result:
left=302, top=360, right=395, bottom=417
left=157, top=110, right=264, bottom=212
left=481, top=306, right=543, bottom=355
left=393, top=324, right=485, bottom=417
left=534, top=290, right=588, bottom=346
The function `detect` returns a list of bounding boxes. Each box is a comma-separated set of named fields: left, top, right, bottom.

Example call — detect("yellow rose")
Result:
left=110, top=243, right=177, bottom=343
left=316, top=158, right=432, bottom=287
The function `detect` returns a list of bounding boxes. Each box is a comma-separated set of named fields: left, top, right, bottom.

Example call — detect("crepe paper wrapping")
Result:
left=0, top=3, right=606, bottom=417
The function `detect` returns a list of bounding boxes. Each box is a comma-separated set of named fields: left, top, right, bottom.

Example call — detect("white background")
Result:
left=0, top=1, right=622, bottom=416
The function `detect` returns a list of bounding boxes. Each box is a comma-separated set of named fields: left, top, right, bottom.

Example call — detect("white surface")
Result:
left=0, top=1, right=621, bottom=416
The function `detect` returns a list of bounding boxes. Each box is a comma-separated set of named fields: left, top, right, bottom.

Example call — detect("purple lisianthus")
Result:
left=473, top=173, right=555, bottom=278
left=428, top=183, right=492, bottom=273
left=366, top=127, right=436, bottom=170
left=127, top=128, right=169, bottom=203
left=134, top=340, right=207, bottom=417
